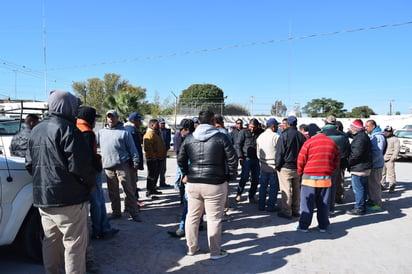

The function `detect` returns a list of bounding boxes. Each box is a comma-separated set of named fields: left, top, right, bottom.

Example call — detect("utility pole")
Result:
left=389, top=100, right=394, bottom=116
left=250, top=96, right=254, bottom=116
left=13, top=70, right=17, bottom=98
left=171, top=91, right=178, bottom=129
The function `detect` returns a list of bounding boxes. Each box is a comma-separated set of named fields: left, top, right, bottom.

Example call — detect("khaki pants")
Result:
left=185, top=182, right=227, bottom=256
left=277, top=168, right=301, bottom=216
left=381, top=160, right=396, bottom=187
left=39, top=203, right=88, bottom=274
left=368, top=168, right=383, bottom=206
left=105, top=162, right=139, bottom=217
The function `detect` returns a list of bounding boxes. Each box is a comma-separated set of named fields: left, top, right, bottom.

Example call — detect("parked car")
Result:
left=402, top=125, right=412, bottom=130
left=395, top=129, right=412, bottom=159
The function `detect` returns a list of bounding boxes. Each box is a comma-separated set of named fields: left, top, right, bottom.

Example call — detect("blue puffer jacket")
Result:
left=369, top=127, right=385, bottom=169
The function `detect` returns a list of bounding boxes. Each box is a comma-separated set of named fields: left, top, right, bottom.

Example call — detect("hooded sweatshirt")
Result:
left=369, top=126, right=385, bottom=169
left=178, top=124, right=238, bottom=184
left=26, top=90, right=93, bottom=207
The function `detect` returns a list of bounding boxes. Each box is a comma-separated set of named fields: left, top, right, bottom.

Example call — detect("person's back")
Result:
left=25, top=89, right=93, bottom=274
left=177, top=110, right=238, bottom=260
left=274, top=115, right=306, bottom=219
left=180, top=124, right=237, bottom=184
left=347, top=120, right=372, bottom=215
left=256, top=118, right=281, bottom=211
left=297, top=134, right=340, bottom=177
left=256, top=126, right=279, bottom=172
left=275, top=121, right=307, bottom=170
left=10, top=114, right=39, bottom=157
left=27, top=94, right=92, bottom=206
left=296, top=133, right=339, bottom=232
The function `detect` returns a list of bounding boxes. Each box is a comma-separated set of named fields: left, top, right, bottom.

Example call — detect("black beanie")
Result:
left=77, top=106, right=99, bottom=126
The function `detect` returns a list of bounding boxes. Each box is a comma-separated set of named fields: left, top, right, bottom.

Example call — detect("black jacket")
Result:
left=348, top=130, right=372, bottom=172
left=178, top=126, right=238, bottom=184
left=275, top=126, right=307, bottom=170
left=26, top=113, right=93, bottom=207
left=9, top=123, right=32, bottom=157
left=235, top=128, right=263, bottom=159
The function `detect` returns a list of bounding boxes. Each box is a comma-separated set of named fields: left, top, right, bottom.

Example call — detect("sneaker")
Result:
left=381, top=185, right=387, bottom=191
left=101, top=228, right=120, bottom=239
left=389, top=185, right=395, bottom=193
left=235, top=195, right=241, bottom=202
left=152, top=190, right=163, bottom=195
left=168, top=229, right=185, bottom=238
left=249, top=198, right=257, bottom=204
left=318, top=227, right=327, bottom=233
left=210, top=249, right=229, bottom=260
left=335, top=197, right=345, bottom=204
left=187, top=247, right=200, bottom=256
left=109, top=213, right=122, bottom=220
left=151, top=195, right=160, bottom=200
left=131, top=215, right=142, bottom=222
left=277, top=212, right=292, bottom=220
left=267, top=206, right=281, bottom=212
left=296, top=226, right=308, bottom=233
left=367, top=205, right=383, bottom=212
left=347, top=208, right=365, bottom=216
left=175, top=228, right=185, bottom=237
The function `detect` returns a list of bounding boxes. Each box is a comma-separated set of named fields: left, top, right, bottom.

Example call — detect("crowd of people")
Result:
left=12, top=89, right=401, bottom=272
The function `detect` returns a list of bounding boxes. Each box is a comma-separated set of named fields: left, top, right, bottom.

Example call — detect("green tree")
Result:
left=73, top=73, right=147, bottom=122
left=271, top=100, right=287, bottom=116
left=349, top=106, right=376, bottom=118
left=302, top=97, right=346, bottom=117
left=179, top=84, right=224, bottom=115
left=223, top=103, right=250, bottom=115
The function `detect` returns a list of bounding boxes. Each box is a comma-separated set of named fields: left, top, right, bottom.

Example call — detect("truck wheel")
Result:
left=16, top=207, right=44, bottom=262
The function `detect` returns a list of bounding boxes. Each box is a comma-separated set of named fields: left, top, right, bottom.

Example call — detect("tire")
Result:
left=16, top=207, right=44, bottom=262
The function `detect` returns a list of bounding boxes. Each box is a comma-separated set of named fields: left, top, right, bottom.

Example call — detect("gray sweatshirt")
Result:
left=97, top=122, right=139, bottom=169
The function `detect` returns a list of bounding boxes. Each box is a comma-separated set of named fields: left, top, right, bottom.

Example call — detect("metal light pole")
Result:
left=171, top=91, right=178, bottom=129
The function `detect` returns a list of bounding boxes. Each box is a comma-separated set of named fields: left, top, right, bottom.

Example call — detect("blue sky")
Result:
left=1, top=0, right=411, bottom=115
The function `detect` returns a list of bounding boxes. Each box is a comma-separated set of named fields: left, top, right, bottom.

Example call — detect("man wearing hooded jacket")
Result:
left=26, top=90, right=93, bottom=274
left=178, top=110, right=238, bottom=260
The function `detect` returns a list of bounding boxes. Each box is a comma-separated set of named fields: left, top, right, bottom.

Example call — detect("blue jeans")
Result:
left=90, top=172, right=112, bottom=237
left=258, top=171, right=279, bottom=210
left=237, top=157, right=260, bottom=199
left=351, top=174, right=368, bottom=212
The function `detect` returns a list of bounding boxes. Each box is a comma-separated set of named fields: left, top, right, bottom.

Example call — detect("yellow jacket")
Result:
left=143, top=129, right=167, bottom=159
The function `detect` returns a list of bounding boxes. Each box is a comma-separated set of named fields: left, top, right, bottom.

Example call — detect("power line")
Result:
left=46, top=21, right=412, bottom=71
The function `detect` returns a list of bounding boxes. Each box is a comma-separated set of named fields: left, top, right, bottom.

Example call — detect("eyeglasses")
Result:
left=236, top=122, right=242, bottom=125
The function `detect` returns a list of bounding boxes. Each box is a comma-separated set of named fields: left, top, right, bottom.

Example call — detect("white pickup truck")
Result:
left=0, top=119, right=43, bottom=261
